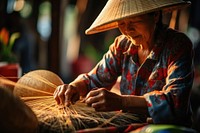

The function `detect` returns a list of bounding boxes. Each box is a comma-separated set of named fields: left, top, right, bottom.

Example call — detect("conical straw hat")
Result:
left=85, top=0, right=191, bottom=35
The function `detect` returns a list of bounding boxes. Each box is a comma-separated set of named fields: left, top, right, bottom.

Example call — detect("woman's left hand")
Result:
left=84, top=88, right=122, bottom=111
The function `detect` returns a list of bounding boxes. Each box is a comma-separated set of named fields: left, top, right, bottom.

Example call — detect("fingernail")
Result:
left=65, top=101, right=71, bottom=107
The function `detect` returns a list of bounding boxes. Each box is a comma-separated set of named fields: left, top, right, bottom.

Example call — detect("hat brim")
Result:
left=85, top=1, right=191, bottom=35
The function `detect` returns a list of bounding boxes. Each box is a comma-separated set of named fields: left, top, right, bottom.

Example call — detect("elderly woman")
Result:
left=54, top=0, right=194, bottom=127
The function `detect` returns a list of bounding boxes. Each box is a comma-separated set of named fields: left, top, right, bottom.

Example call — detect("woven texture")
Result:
left=85, top=0, right=191, bottom=34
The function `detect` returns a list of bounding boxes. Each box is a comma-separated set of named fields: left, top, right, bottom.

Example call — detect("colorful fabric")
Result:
left=77, top=124, right=197, bottom=133
left=77, top=26, right=194, bottom=126
left=76, top=123, right=148, bottom=133
left=132, top=124, right=198, bottom=133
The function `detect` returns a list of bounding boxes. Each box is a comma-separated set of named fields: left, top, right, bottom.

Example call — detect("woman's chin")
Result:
left=130, top=39, right=141, bottom=47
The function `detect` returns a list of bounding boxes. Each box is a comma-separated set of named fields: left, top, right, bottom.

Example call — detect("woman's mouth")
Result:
left=127, top=35, right=140, bottom=40
left=131, top=35, right=140, bottom=39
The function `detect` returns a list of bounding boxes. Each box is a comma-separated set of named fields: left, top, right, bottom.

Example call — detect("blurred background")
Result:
left=0, top=0, right=200, bottom=130
left=0, top=0, right=199, bottom=82
left=0, top=0, right=123, bottom=82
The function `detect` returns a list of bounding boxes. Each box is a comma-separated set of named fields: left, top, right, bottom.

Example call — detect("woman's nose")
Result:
left=120, top=23, right=135, bottom=35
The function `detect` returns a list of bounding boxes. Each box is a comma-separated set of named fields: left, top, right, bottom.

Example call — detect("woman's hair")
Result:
left=148, top=11, right=163, bottom=29
left=157, top=11, right=163, bottom=28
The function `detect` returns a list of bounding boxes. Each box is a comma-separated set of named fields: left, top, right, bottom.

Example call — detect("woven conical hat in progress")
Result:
left=85, top=0, right=191, bottom=34
left=14, top=70, right=64, bottom=97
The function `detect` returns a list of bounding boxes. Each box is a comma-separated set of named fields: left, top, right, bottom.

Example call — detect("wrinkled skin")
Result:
left=84, top=88, right=122, bottom=111
left=54, top=84, right=122, bottom=111
left=54, top=84, right=80, bottom=106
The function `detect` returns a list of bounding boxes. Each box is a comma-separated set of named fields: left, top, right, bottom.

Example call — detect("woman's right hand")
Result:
left=53, top=84, right=80, bottom=106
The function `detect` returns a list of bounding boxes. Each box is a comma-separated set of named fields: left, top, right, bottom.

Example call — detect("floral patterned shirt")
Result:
left=78, top=27, right=194, bottom=126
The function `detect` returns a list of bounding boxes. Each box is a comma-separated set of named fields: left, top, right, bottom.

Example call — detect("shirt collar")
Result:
left=147, top=26, right=167, bottom=60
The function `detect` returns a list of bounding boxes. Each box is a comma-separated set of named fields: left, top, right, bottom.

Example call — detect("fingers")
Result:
left=53, top=84, right=80, bottom=107
left=85, top=89, right=104, bottom=107
left=64, top=88, right=75, bottom=106
left=85, top=89, right=99, bottom=101
left=53, top=87, right=60, bottom=104
left=54, top=85, right=68, bottom=105
left=90, top=100, right=105, bottom=111
left=84, top=88, right=120, bottom=112
left=85, top=94, right=101, bottom=106
left=71, top=93, right=80, bottom=104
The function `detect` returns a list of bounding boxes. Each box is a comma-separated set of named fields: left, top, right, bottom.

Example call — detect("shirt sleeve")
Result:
left=76, top=35, right=129, bottom=90
left=144, top=31, right=194, bottom=126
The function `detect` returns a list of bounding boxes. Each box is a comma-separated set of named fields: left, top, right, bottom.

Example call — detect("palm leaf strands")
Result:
left=0, top=70, right=142, bottom=133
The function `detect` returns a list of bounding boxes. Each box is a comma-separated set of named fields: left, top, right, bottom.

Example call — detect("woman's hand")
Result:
left=85, top=88, right=123, bottom=111
left=53, top=84, right=80, bottom=106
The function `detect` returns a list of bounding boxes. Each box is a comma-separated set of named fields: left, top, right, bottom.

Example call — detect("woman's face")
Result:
left=118, top=13, right=158, bottom=46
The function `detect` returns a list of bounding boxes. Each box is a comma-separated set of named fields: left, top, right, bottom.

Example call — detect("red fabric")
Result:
left=76, top=123, right=147, bottom=133
left=0, top=63, right=20, bottom=82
